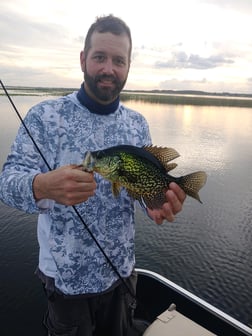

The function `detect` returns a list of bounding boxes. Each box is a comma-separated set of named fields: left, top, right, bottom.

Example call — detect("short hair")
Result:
left=84, top=15, right=132, bottom=59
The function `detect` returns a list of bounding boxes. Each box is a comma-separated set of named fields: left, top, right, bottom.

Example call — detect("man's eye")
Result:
left=94, top=55, right=105, bottom=62
left=114, top=58, right=126, bottom=66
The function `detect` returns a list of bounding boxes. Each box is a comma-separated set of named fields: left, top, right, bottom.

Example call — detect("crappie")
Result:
left=82, top=145, right=207, bottom=209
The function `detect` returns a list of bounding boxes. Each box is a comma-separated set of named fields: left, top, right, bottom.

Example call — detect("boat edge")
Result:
left=136, top=268, right=252, bottom=335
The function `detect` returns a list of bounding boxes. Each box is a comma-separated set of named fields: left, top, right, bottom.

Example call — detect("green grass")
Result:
left=1, top=86, right=252, bottom=108
left=120, top=92, right=252, bottom=108
left=0, top=86, right=75, bottom=97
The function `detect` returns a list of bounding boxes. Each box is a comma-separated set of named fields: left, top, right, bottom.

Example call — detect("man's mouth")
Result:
left=97, top=75, right=116, bottom=87
left=98, top=79, right=114, bottom=87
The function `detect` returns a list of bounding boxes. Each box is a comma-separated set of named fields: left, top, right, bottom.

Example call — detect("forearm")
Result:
left=0, top=168, right=41, bottom=213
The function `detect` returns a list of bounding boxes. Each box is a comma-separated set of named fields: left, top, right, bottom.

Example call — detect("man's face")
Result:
left=80, top=32, right=131, bottom=104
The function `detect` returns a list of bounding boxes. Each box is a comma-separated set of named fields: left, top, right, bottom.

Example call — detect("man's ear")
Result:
left=80, top=50, right=85, bottom=72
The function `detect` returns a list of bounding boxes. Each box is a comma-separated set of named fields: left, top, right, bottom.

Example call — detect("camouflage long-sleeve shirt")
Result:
left=0, top=91, right=151, bottom=295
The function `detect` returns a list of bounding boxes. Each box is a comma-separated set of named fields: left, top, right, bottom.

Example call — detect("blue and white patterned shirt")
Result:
left=0, top=91, right=151, bottom=295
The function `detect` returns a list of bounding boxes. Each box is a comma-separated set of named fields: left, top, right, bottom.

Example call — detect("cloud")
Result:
left=201, top=0, right=252, bottom=14
left=1, top=0, right=251, bottom=93
left=0, top=4, right=83, bottom=87
left=155, top=52, right=234, bottom=70
left=0, top=10, right=69, bottom=50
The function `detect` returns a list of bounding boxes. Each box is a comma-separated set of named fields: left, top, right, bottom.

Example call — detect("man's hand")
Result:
left=33, top=165, right=97, bottom=205
left=147, top=182, right=186, bottom=224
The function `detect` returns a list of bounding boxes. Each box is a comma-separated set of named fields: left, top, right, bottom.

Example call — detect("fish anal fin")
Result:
left=142, top=192, right=167, bottom=210
left=126, top=188, right=142, bottom=202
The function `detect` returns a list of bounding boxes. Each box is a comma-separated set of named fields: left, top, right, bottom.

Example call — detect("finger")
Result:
left=73, top=183, right=96, bottom=194
left=64, top=185, right=97, bottom=205
left=155, top=216, right=164, bottom=225
left=169, top=182, right=186, bottom=203
left=72, top=169, right=95, bottom=183
left=165, top=189, right=182, bottom=215
left=73, top=164, right=90, bottom=172
left=148, top=207, right=174, bottom=224
left=147, top=209, right=162, bottom=224
left=161, top=202, right=175, bottom=222
left=153, top=212, right=165, bottom=225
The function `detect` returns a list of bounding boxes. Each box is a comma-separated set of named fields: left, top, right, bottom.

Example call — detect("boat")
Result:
left=130, top=268, right=252, bottom=336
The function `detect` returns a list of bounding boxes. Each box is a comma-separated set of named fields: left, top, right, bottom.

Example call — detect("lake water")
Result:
left=0, top=95, right=252, bottom=335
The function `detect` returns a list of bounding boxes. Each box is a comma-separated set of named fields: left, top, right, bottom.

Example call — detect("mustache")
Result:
left=95, top=74, right=118, bottom=83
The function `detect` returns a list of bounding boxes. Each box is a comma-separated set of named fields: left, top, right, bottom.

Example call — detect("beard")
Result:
left=84, top=68, right=127, bottom=103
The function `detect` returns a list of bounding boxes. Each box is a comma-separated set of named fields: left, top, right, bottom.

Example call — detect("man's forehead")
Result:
left=90, top=32, right=130, bottom=54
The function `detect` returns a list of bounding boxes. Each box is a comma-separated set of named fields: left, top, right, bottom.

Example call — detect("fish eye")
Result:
left=109, top=156, right=120, bottom=166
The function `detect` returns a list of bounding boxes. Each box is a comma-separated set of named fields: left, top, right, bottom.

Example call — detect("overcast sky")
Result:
left=1, top=0, right=252, bottom=93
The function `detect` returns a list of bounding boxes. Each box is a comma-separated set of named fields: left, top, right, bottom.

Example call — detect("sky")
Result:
left=1, top=0, right=252, bottom=93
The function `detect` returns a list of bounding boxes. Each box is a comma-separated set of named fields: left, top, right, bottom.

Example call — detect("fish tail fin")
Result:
left=178, top=171, right=207, bottom=203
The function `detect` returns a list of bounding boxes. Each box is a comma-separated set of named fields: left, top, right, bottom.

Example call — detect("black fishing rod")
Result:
left=0, top=79, right=136, bottom=303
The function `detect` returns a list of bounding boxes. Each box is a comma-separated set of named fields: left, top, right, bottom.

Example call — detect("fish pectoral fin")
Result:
left=112, top=182, right=121, bottom=197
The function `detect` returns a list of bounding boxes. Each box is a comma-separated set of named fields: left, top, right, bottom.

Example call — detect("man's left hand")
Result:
left=147, top=182, right=186, bottom=224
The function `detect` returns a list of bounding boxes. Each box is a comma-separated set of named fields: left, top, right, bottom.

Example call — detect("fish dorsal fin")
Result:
left=143, top=146, right=180, bottom=171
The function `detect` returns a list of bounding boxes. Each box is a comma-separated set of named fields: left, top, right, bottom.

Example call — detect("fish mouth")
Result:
left=82, top=151, right=95, bottom=172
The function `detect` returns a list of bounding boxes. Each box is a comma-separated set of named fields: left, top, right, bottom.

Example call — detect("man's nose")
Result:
left=102, top=59, right=114, bottom=74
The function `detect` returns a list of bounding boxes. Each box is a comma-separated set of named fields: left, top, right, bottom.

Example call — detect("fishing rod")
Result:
left=0, top=79, right=136, bottom=303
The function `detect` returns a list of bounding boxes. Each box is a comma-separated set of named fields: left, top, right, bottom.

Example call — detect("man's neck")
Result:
left=77, top=82, right=119, bottom=115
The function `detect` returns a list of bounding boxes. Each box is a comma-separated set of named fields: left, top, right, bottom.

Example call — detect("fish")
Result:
left=82, top=144, right=207, bottom=209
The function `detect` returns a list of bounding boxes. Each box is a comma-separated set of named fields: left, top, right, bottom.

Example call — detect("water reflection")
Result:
left=126, top=100, right=252, bottom=176
left=0, top=95, right=252, bottom=330
left=0, top=96, right=56, bottom=168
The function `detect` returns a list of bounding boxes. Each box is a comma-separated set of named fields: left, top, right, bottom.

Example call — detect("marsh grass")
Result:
left=1, top=86, right=252, bottom=107
left=120, top=92, right=252, bottom=108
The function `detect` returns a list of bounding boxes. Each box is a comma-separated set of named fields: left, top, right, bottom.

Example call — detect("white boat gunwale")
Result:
left=136, top=268, right=252, bottom=336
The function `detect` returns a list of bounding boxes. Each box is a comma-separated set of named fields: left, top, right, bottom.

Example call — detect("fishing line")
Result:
left=0, top=79, right=136, bottom=302
left=0, top=80, right=51, bottom=171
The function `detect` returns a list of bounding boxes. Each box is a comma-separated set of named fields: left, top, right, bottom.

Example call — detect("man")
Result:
left=0, top=15, right=185, bottom=336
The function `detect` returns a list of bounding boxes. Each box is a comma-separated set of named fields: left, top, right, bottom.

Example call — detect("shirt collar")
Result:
left=77, top=82, right=120, bottom=115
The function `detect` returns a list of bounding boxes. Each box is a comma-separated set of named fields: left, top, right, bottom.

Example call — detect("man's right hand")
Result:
left=33, top=165, right=97, bottom=205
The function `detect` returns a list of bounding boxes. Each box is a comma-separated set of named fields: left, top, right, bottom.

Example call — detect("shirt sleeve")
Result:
left=0, top=105, right=53, bottom=213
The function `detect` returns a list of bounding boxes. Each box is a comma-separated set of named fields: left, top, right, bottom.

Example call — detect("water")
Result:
left=0, top=95, right=252, bottom=335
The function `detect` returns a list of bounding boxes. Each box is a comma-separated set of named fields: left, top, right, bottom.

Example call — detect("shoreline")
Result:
left=1, top=86, right=252, bottom=108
